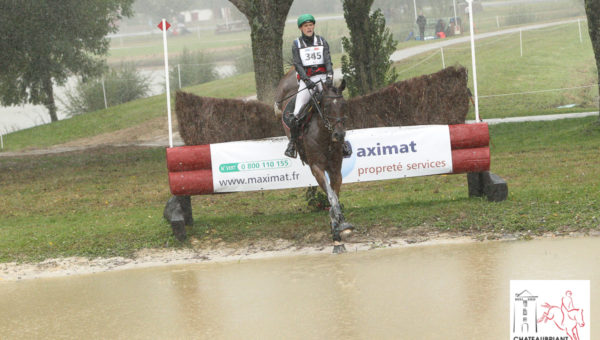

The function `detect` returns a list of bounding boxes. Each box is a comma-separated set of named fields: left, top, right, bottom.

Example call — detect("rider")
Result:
left=284, top=14, right=334, bottom=158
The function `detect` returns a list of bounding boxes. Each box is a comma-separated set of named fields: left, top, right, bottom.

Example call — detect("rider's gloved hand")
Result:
left=305, top=79, right=317, bottom=90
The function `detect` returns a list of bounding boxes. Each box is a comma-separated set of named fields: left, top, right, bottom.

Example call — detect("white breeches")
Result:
left=293, top=74, right=327, bottom=116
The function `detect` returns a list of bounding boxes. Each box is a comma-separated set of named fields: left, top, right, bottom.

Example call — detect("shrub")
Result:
left=62, top=62, right=150, bottom=116
left=169, top=48, right=217, bottom=90
left=235, top=47, right=255, bottom=74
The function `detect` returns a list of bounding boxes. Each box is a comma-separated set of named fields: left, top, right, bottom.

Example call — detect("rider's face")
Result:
left=300, top=22, right=314, bottom=36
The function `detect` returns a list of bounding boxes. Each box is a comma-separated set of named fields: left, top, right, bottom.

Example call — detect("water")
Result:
left=0, top=237, right=598, bottom=339
left=0, top=66, right=234, bottom=135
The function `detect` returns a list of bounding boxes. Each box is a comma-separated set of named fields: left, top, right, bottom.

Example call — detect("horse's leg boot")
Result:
left=342, top=141, right=352, bottom=157
left=284, top=117, right=300, bottom=158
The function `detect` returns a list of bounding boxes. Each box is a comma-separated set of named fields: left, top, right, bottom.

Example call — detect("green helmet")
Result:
left=297, top=14, right=315, bottom=27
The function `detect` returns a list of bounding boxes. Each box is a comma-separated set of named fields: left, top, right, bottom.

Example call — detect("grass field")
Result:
left=393, top=20, right=597, bottom=119
left=1, top=9, right=599, bottom=263
left=1, top=117, right=598, bottom=263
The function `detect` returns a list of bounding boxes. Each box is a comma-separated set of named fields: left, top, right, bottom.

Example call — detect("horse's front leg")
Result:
left=309, top=165, right=351, bottom=254
left=328, top=169, right=353, bottom=238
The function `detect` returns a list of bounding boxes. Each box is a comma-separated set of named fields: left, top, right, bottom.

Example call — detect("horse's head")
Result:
left=576, top=308, right=585, bottom=327
left=321, top=79, right=347, bottom=143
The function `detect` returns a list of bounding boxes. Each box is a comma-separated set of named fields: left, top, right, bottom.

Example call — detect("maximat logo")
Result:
left=356, top=141, right=417, bottom=157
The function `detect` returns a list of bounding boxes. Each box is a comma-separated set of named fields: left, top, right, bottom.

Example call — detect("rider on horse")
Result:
left=284, top=14, right=334, bottom=158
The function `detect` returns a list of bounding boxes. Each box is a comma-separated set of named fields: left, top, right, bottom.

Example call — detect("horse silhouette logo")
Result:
left=538, top=290, right=586, bottom=340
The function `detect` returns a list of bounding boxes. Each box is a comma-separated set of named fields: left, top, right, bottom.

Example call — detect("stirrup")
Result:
left=285, top=142, right=297, bottom=158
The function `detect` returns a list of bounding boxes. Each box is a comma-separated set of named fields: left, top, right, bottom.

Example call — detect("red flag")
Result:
left=157, top=21, right=171, bottom=31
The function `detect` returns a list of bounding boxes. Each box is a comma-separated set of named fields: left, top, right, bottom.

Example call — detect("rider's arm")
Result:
left=292, top=41, right=310, bottom=81
left=321, top=37, right=334, bottom=76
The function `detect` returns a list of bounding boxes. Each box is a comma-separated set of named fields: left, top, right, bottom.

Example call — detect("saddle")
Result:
left=282, top=93, right=321, bottom=163
left=281, top=93, right=320, bottom=131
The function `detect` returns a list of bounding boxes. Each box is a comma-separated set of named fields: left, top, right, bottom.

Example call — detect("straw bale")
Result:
left=175, top=66, right=470, bottom=146
left=175, top=91, right=281, bottom=145
left=346, top=66, right=470, bottom=129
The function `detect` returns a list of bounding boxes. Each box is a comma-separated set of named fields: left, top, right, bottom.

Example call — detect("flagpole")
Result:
left=467, top=0, right=480, bottom=122
left=160, top=18, right=174, bottom=148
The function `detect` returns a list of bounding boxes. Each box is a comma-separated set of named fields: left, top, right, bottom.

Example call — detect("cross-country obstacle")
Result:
left=163, top=122, right=508, bottom=240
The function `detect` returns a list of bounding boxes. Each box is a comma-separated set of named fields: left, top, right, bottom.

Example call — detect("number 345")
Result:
left=305, top=52, right=322, bottom=60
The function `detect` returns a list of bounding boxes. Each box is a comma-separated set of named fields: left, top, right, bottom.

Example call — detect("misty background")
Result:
left=0, top=0, right=586, bottom=134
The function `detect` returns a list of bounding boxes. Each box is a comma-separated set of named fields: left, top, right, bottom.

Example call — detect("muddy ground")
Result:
left=2, top=227, right=598, bottom=281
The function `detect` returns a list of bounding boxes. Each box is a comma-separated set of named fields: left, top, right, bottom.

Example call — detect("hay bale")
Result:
left=175, top=91, right=281, bottom=145
left=346, top=66, right=470, bottom=129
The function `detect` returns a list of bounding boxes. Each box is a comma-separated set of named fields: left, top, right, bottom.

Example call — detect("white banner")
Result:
left=210, top=125, right=453, bottom=193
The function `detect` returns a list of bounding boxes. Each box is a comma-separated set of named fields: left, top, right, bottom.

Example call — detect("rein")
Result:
left=310, top=92, right=346, bottom=133
left=276, top=81, right=315, bottom=105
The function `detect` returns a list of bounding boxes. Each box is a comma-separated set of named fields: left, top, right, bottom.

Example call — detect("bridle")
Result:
left=311, top=92, right=346, bottom=133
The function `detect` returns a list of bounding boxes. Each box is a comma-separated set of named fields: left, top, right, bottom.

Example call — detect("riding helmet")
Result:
left=297, top=14, right=316, bottom=27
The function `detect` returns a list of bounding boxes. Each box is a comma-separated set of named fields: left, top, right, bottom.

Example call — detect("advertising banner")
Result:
left=210, top=125, right=453, bottom=193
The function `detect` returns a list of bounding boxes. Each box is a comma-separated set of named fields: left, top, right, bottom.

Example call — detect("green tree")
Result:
left=584, top=0, right=600, bottom=122
left=341, top=1, right=398, bottom=97
left=62, top=63, right=150, bottom=116
left=0, top=0, right=134, bottom=122
left=229, top=0, right=294, bottom=102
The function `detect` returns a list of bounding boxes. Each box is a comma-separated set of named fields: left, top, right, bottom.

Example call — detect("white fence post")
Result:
left=101, top=77, right=108, bottom=109
left=496, top=16, right=499, bottom=29
left=519, top=29, right=523, bottom=57
left=441, top=47, right=446, bottom=69
left=578, top=19, right=583, bottom=43
left=452, top=0, right=458, bottom=32
left=177, top=64, right=182, bottom=89
left=1, top=133, right=3, bottom=150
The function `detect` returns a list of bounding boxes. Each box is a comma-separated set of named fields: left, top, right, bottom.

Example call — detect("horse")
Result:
left=275, top=69, right=353, bottom=253
left=538, top=303, right=585, bottom=340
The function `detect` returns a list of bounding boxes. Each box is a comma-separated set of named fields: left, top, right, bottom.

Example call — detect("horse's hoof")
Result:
left=171, top=220, right=187, bottom=241
left=339, top=222, right=354, bottom=233
left=333, top=244, right=347, bottom=254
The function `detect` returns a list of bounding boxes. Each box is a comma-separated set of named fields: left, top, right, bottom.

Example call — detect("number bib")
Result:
left=299, top=46, right=324, bottom=67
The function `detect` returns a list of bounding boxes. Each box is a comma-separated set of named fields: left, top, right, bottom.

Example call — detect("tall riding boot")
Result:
left=284, top=117, right=300, bottom=158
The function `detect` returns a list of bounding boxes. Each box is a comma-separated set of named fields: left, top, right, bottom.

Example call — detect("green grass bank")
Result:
left=1, top=117, right=599, bottom=263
